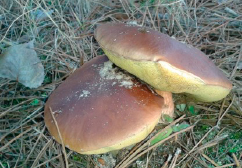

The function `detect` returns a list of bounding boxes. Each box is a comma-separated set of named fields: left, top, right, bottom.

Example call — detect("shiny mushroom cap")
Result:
left=95, top=23, right=232, bottom=102
left=44, top=55, right=173, bottom=155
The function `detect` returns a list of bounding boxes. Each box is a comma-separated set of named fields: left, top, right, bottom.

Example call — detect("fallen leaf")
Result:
left=172, top=123, right=190, bottom=132
left=176, top=104, right=186, bottom=112
left=162, top=114, right=174, bottom=123
left=0, top=41, right=44, bottom=88
left=150, top=127, right=173, bottom=146
left=188, top=105, right=197, bottom=115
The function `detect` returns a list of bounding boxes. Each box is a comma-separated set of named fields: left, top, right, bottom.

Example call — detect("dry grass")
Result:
left=0, top=0, right=241, bottom=168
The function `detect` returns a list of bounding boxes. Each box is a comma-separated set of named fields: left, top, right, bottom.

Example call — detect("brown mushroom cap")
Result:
left=95, top=23, right=232, bottom=102
left=44, top=56, right=173, bottom=155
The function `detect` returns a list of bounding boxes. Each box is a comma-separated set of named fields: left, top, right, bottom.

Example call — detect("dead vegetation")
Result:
left=0, top=0, right=241, bottom=167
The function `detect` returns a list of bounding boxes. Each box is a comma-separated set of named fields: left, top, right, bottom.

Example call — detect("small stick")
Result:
left=30, top=139, right=53, bottom=168
left=168, top=148, right=181, bottom=168
left=232, top=153, right=241, bottom=168
left=49, top=107, right=69, bottom=168
left=213, top=163, right=235, bottom=168
left=115, top=115, right=186, bottom=168
left=229, top=44, right=242, bottom=80
left=117, top=125, right=194, bottom=168
left=216, top=95, right=235, bottom=127
left=161, top=154, right=172, bottom=168
left=0, top=124, right=39, bottom=151
left=201, top=153, right=219, bottom=167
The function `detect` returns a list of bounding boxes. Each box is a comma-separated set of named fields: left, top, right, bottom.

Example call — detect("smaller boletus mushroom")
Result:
left=95, top=23, right=232, bottom=102
left=44, top=56, right=173, bottom=155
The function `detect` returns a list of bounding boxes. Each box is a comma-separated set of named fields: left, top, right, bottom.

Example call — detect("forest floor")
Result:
left=0, top=0, right=241, bottom=168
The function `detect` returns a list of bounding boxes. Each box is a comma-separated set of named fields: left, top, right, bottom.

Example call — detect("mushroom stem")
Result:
left=155, top=90, right=174, bottom=117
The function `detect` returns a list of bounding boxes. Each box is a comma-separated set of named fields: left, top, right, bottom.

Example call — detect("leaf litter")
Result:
left=0, top=0, right=241, bottom=168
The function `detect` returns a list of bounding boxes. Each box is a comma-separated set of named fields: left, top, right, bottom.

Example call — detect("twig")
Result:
left=213, top=163, right=235, bottom=168
left=115, top=115, right=186, bottom=168
left=49, top=107, right=69, bottom=168
left=116, top=125, right=194, bottom=168
left=0, top=123, right=39, bottom=151
left=177, top=125, right=215, bottom=164
left=232, top=153, right=241, bottom=168
left=161, top=154, right=172, bottom=168
left=216, top=95, right=235, bottom=127
left=201, top=153, right=219, bottom=167
left=0, top=7, right=38, bottom=43
left=23, top=126, right=46, bottom=165
left=30, top=139, right=53, bottom=168
left=0, top=111, right=43, bottom=143
left=229, top=44, right=242, bottom=80
left=168, top=148, right=181, bottom=168
left=34, top=154, right=62, bottom=168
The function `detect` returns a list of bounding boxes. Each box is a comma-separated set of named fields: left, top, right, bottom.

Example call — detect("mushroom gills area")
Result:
left=44, top=56, right=166, bottom=154
left=103, top=49, right=231, bottom=102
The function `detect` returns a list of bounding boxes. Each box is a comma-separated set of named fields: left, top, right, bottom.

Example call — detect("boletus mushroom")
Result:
left=44, top=56, right=173, bottom=155
left=95, top=23, right=232, bottom=102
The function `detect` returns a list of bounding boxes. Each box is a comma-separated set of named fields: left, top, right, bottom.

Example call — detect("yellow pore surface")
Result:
left=104, top=49, right=231, bottom=102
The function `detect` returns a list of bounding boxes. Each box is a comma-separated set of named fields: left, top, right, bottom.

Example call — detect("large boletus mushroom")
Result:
left=95, top=23, right=232, bottom=102
left=44, top=56, right=173, bottom=155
